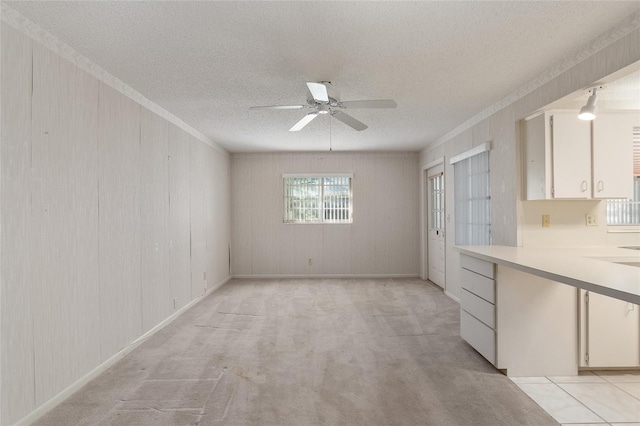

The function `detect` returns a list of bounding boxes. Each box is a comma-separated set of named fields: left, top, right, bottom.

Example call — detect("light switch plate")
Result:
left=585, top=214, right=598, bottom=226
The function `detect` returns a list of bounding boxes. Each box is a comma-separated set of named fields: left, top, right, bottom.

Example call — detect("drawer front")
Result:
left=460, top=267, right=495, bottom=303
left=461, top=310, right=496, bottom=365
left=460, top=254, right=495, bottom=279
left=461, top=289, right=495, bottom=329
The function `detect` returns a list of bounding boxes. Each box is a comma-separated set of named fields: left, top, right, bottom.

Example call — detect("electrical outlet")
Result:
left=308, top=258, right=313, bottom=266
left=542, top=214, right=550, bottom=228
left=585, top=214, right=598, bottom=226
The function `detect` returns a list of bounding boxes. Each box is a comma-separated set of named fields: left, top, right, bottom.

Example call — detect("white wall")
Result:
left=0, top=23, right=231, bottom=425
left=521, top=200, right=640, bottom=247
left=231, top=152, right=419, bottom=277
left=419, top=26, right=640, bottom=300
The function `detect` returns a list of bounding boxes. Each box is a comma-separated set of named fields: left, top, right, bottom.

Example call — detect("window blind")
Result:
left=453, top=150, right=491, bottom=245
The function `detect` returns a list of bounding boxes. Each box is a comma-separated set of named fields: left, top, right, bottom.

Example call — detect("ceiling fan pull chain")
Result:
left=329, top=114, right=333, bottom=152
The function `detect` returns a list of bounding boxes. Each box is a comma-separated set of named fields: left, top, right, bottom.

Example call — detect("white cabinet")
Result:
left=592, top=112, right=637, bottom=200
left=551, top=112, right=592, bottom=198
left=524, top=111, right=591, bottom=199
left=524, top=110, right=636, bottom=200
left=579, top=290, right=640, bottom=368
left=460, top=255, right=496, bottom=364
left=460, top=255, right=578, bottom=376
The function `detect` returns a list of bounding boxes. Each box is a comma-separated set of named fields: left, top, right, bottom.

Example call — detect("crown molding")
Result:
left=427, top=10, right=640, bottom=151
left=0, top=4, right=228, bottom=156
left=231, top=151, right=418, bottom=159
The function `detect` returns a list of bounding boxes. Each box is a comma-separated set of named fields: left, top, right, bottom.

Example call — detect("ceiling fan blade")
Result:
left=306, top=82, right=329, bottom=102
left=332, top=111, right=368, bottom=131
left=289, top=112, right=319, bottom=131
left=249, top=105, right=307, bottom=110
left=340, top=100, right=397, bottom=109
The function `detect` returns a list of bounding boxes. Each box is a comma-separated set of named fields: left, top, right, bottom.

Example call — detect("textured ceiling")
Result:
left=5, top=1, right=640, bottom=153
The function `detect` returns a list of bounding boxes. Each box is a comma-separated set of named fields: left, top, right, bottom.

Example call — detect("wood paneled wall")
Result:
left=231, top=153, right=419, bottom=276
left=0, top=24, right=231, bottom=425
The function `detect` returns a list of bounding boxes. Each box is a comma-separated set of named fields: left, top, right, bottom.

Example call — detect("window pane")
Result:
left=284, top=176, right=352, bottom=224
left=607, top=179, right=640, bottom=225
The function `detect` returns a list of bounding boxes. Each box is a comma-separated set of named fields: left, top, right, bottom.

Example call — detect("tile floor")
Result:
left=511, top=371, right=640, bottom=426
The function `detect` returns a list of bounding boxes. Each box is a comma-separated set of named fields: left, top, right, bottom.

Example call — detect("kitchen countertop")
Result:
left=456, top=245, right=640, bottom=305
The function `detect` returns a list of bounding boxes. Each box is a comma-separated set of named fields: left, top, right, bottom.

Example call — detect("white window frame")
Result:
left=283, top=173, right=353, bottom=224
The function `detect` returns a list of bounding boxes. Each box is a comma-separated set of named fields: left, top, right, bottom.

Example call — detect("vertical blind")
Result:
left=453, top=150, right=491, bottom=245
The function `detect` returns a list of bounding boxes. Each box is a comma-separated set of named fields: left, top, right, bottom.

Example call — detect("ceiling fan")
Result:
left=250, top=82, right=397, bottom=131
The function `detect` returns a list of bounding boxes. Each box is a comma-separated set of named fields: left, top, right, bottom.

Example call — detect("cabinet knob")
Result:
left=597, top=180, right=604, bottom=192
left=581, top=181, right=588, bottom=192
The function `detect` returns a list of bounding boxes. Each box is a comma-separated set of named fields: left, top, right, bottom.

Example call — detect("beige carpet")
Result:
left=34, top=278, right=558, bottom=425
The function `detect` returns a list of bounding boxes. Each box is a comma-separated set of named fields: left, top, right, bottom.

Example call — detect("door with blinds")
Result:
left=427, top=164, right=445, bottom=288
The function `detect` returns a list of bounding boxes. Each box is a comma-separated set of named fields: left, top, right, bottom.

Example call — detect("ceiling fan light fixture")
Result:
left=578, top=87, right=600, bottom=121
left=317, top=103, right=330, bottom=115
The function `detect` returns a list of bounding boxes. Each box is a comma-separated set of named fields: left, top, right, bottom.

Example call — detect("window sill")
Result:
left=607, top=227, right=640, bottom=233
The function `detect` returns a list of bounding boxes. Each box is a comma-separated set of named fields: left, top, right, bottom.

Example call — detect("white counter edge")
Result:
left=457, top=247, right=640, bottom=305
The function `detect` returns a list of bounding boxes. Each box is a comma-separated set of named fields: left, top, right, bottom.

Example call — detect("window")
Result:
left=451, top=144, right=491, bottom=245
left=283, top=174, right=352, bottom=223
left=430, top=173, right=444, bottom=230
left=607, top=179, right=640, bottom=225
left=607, top=127, right=640, bottom=226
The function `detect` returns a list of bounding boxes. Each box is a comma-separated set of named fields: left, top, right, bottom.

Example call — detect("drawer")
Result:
left=461, top=254, right=495, bottom=279
left=461, top=289, right=495, bottom=329
left=460, top=267, right=495, bottom=303
left=461, top=309, right=496, bottom=365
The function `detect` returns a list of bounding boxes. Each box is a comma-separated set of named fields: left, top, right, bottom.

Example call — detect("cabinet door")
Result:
left=592, top=112, right=637, bottom=199
left=551, top=112, right=592, bottom=198
left=585, top=291, right=640, bottom=367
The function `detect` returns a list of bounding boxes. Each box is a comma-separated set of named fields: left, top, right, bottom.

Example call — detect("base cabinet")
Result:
left=460, top=309, right=496, bottom=364
left=460, top=255, right=496, bottom=364
left=460, top=255, right=578, bottom=376
left=579, top=290, right=640, bottom=368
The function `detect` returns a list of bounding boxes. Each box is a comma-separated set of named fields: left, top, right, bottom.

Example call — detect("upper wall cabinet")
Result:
left=524, top=111, right=591, bottom=199
left=524, top=110, right=636, bottom=200
left=592, top=112, right=637, bottom=199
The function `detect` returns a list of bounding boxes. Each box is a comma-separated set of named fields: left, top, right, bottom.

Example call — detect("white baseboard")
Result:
left=15, top=276, right=231, bottom=426
left=232, top=274, right=420, bottom=279
left=445, top=290, right=460, bottom=304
